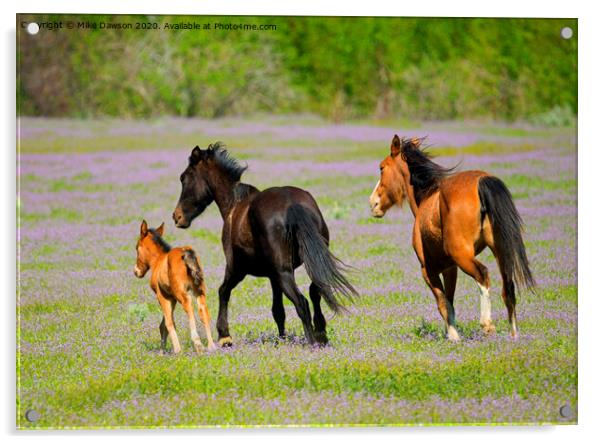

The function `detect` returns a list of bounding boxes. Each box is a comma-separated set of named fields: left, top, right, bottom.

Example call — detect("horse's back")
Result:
left=438, top=170, right=489, bottom=215
left=250, top=186, right=323, bottom=227
left=253, top=186, right=319, bottom=210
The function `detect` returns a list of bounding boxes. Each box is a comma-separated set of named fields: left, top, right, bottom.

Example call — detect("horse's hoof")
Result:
left=510, top=331, right=519, bottom=341
left=481, top=323, right=497, bottom=335
left=207, top=343, right=218, bottom=352
left=447, top=328, right=461, bottom=342
left=218, top=336, right=233, bottom=347
left=314, top=331, right=329, bottom=345
left=193, top=344, right=204, bottom=354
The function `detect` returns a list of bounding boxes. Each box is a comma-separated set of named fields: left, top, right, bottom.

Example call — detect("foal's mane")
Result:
left=149, top=228, right=171, bottom=253
left=401, top=137, right=457, bottom=205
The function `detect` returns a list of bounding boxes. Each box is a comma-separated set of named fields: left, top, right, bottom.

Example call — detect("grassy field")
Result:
left=17, top=116, right=577, bottom=427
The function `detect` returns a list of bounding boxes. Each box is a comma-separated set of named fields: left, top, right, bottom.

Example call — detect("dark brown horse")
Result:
left=172, top=143, right=356, bottom=346
left=369, top=135, right=534, bottom=341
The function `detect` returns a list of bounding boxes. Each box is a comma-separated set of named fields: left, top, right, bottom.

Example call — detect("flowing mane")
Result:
left=201, top=142, right=248, bottom=181
left=401, top=137, right=456, bottom=205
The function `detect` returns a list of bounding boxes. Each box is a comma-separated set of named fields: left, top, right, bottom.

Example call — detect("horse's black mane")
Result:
left=190, top=141, right=248, bottom=182
left=149, top=228, right=171, bottom=253
left=401, top=137, right=456, bottom=205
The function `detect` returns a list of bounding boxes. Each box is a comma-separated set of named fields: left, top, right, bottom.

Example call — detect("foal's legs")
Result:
left=421, top=266, right=460, bottom=342
left=309, top=283, right=328, bottom=345
left=270, top=278, right=286, bottom=338
left=157, top=291, right=181, bottom=353
left=277, top=271, right=316, bottom=345
left=196, top=280, right=217, bottom=350
left=216, top=269, right=243, bottom=347
left=180, top=293, right=203, bottom=353
left=159, top=316, right=168, bottom=352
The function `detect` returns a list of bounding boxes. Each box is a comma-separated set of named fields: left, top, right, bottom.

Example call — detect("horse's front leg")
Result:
left=216, top=268, right=243, bottom=347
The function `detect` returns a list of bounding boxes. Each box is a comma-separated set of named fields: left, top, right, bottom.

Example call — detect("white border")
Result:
left=3, top=1, right=601, bottom=443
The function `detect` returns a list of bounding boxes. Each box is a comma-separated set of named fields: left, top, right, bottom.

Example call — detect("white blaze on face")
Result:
left=369, top=179, right=381, bottom=215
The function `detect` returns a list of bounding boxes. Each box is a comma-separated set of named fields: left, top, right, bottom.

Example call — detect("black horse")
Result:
left=172, top=143, right=357, bottom=346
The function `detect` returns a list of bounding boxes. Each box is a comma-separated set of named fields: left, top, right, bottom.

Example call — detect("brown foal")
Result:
left=369, top=135, right=534, bottom=341
left=134, top=220, right=216, bottom=353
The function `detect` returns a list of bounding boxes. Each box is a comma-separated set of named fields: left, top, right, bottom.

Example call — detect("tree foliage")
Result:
left=18, top=15, right=577, bottom=121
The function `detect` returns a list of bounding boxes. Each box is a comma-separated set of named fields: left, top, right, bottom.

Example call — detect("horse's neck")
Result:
left=401, top=175, right=419, bottom=217
left=147, top=249, right=165, bottom=272
left=214, top=181, right=259, bottom=220
left=234, top=182, right=259, bottom=201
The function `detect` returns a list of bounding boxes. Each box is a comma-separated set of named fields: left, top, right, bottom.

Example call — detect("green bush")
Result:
left=17, top=15, right=577, bottom=122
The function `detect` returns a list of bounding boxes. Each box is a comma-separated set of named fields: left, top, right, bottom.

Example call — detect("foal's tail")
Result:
left=478, top=176, right=535, bottom=291
left=182, top=249, right=204, bottom=290
left=285, top=204, right=357, bottom=313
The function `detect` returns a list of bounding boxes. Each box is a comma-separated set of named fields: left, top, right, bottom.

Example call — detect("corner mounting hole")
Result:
left=561, top=27, right=573, bottom=39
left=25, top=409, right=40, bottom=422
left=26, top=22, right=40, bottom=35
left=559, top=403, right=573, bottom=418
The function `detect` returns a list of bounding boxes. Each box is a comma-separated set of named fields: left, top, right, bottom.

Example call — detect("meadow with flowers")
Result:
left=17, top=116, right=576, bottom=427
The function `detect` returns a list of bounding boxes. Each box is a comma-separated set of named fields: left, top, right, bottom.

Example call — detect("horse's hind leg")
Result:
left=501, top=273, right=518, bottom=339
left=493, top=254, right=518, bottom=339
left=488, top=238, right=519, bottom=339
left=442, top=265, right=458, bottom=325
left=450, top=249, right=495, bottom=334
left=178, top=289, right=203, bottom=353
left=195, top=280, right=217, bottom=351
left=158, top=292, right=181, bottom=354
left=278, top=271, right=316, bottom=345
left=422, top=266, right=460, bottom=342
left=270, top=278, right=286, bottom=339
left=309, top=283, right=328, bottom=345
left=159, top=316, right=168, bottom=352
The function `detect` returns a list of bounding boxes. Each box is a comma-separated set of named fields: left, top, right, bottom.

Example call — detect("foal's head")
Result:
left=134, top=220, right=168, bottom=278
left=173, top=142, right=247, bottom=228
left=369, top=135, right=416, bottom=217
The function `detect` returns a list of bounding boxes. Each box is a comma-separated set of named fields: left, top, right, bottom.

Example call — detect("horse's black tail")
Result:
left=182, top=249, right=204, bottom=290
left=285, top=204, right=357, bottom=313
left=478, top=176, right=535, bottom=291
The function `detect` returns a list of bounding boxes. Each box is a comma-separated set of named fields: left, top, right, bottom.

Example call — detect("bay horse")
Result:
left=172, top=143, right=357, bottom=346
left=134, top=220, right=216, bottom=353
left=369, top=135, right=534, bottom=341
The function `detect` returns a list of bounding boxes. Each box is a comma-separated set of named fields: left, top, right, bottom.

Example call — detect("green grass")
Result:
left=17, top=119, right=577, bottom=427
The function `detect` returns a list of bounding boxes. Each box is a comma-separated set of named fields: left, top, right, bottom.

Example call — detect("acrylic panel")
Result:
left=16, top=14, right=577, bottom=428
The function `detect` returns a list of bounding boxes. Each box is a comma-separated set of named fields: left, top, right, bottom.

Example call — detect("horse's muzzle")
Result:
left=369, top=197, right=384, bottom=218
left=172, top=208, right=190, bottom=228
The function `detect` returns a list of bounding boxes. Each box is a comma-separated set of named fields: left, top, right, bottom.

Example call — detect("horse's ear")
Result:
left=156, top=222, right=165, bottom=237
left=140, top=220, right=148, bottom=237
left=390, top=134, right=401, bottom=157
left=190, top=146, right=202, bottom=164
